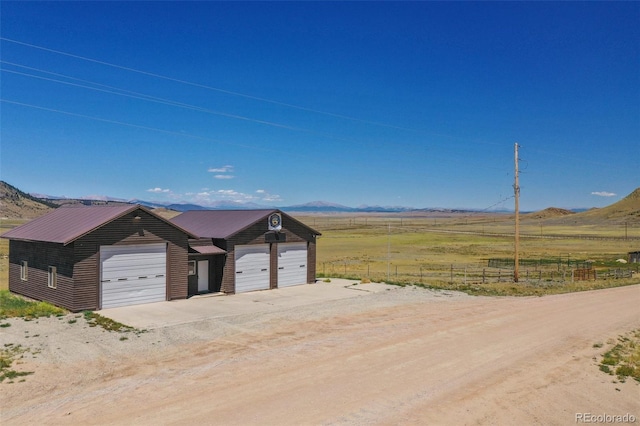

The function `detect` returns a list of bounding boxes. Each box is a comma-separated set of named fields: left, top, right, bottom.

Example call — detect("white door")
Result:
left=197, top=260, right=209, bottom=292
left=235, top=244, right=270, bottom=293
left=100, top=244, right=166, bottom=309
left=277, top=242, right=308, bottom=288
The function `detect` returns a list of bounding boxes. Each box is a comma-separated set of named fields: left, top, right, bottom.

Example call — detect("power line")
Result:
left=1, top=61, right=431, bottom=149
left=0, top=98, right=278, bottom=153
left=1, top=39, right=525, bottom=160
left=0, top=37, right=515, bottom=153
left=1, top=37, right=416, bottom=132
left=2, top=64, right=514, bottom=169
left=1, top=67, right=312, bottom=132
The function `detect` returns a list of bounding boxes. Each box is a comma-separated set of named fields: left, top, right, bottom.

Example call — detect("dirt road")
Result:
left=2, top=285, right=639, bottom=425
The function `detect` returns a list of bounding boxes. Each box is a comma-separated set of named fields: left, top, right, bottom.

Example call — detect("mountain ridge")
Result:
left=1, top=181, right=638, bottom=221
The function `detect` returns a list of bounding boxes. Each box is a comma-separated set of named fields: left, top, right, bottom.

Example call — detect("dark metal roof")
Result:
left=1, top=204, right=196, bottom=245
left=171, top=209, right=320, bottom=239
left=171, top=209, right=277, bottom=239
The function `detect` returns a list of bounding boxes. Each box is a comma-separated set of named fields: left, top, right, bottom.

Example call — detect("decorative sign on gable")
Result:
left=268, top=212, right=282, bottom=232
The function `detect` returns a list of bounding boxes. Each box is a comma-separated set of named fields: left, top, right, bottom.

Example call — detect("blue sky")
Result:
left=1, top=2, right=638, bottom=211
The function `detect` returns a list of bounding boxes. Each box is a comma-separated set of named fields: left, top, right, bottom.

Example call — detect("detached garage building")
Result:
left=171, top=210, right=321, bottom=295
left=2, top=204, right=195, bottom=311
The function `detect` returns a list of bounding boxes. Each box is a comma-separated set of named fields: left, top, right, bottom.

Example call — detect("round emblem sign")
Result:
left=269, top=213, right=282, bottom=230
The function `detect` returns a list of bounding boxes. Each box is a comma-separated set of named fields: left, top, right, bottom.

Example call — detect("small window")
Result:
left=20, top=261, right=28, bottom=281
left=48, top=266, right=57, bottom=289
left=188, top=261, right=196, bottom=276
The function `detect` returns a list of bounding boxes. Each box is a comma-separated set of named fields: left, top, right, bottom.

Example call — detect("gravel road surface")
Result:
left=1, top=283, right=638, bottom=425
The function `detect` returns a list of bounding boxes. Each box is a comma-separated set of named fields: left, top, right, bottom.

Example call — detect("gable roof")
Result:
left=1, top=204, right=196, bottom=245
left=171, top=209, right=320, bottom=239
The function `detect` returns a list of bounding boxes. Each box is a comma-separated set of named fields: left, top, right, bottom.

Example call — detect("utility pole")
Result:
left=387, top=223, right=391, bottom=282
left=514, top=143, right=520, bottom=282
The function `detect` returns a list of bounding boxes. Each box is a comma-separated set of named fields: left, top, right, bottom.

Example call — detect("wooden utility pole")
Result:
left=514, top=143, right=520, bottom=282
left=387, top=223, right=391, bottom=282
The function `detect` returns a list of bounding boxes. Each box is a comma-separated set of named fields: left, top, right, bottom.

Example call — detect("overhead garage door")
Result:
left=100, top=244, right=167, bottom=309
left=235, top=244, right=270, bottom=293
left=277, top=242, right=308, bottom=288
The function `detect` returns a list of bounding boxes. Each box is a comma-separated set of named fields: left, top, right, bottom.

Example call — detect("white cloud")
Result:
left=208, top=165, right=234, bottom=173
left=254, top=189, right=282, bottom=202
left=262, top=194, right=283, bottom=202
left=214, top=175, right=235, bottom=180
left=591, top=191, right=616, bottom=197
left=147, top=187, right=171, bottom=193
left=174, top=185, right=284, bottom=206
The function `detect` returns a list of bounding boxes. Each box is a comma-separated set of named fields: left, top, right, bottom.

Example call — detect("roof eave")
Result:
left=60, top=204, right=141, bottom=245
left=64, top=204, right=198, bottom=245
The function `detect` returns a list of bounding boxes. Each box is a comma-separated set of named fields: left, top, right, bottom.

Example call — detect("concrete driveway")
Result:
left=99, top=279, right=395, bottom=329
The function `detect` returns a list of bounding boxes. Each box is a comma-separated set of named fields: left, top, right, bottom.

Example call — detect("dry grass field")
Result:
left=301, top=212, right=639, bottom=295
left=1, top=209, right=638, bottom=294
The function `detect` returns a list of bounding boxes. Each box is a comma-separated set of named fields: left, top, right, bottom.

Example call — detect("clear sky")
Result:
left=1, top=1, right=638, bottom=211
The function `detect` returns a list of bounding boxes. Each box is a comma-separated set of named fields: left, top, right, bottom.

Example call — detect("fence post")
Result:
left=482, top=268, right=486, bottom=284
left=571, top=269, right=574, bottom=283
left=450, top=264, right=454, bottom=284
left=464, top=266, right=467, bottom=285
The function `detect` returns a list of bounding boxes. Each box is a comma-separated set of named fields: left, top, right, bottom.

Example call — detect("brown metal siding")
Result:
left=7, top=207, right=190, bottom=312
left=218, top=214, right=318, bottom=293
left=72, top=208, right=190, bottom=310
left=269, top=243, right=277, bottom=289
left=8, top=240, right=76, bottom=310
left=307, top=241, right=317, bottom=283
left=72, top=240, right=99, bottom=311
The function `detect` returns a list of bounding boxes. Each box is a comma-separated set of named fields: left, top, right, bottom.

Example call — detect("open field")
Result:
left=1, top=212, right=638, bottom=293
left=300, top=212, right=639, bottom=295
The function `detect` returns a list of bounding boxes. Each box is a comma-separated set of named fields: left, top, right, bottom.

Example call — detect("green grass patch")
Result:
left=82, top=311, right=143, bottom=335
left=0, top=290, right=66, bottom=319
left=597, top=330, right=640, bottom=383
left=0, top=344, right=34, bottom=383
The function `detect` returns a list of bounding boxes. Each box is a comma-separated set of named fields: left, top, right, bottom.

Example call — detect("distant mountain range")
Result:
left=26, top=189, right=493, bottom=213
left=2, top=181, right=638, bottom=223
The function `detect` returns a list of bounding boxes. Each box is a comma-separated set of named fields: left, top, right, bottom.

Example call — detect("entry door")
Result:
left=197, top=260, right=209, bottom=292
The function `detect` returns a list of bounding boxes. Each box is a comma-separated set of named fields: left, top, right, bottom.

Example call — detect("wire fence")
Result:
left=318, top=260, right=638, bottom=285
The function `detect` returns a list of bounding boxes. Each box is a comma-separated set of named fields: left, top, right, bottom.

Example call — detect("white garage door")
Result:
left=235, top=244, right=270, bottom=293
left=277, top=242, right=308, bottom=288
left=100, top=244, right=167, bottom=309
